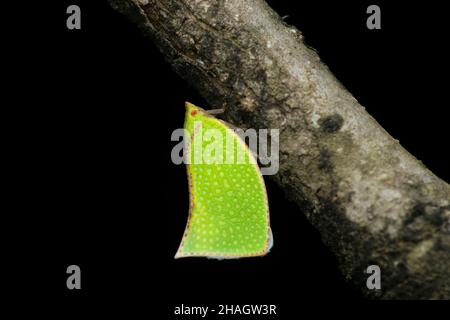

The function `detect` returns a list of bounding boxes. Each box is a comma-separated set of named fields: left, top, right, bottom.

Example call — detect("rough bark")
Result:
left=109, top=0, right=450, bottom=299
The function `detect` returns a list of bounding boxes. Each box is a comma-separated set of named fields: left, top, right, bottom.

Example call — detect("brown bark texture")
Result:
left=109, top=0, right=450, bottom=299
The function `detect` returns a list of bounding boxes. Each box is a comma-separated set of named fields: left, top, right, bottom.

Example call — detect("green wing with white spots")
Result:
left=175, top=102, right=272, bottom=259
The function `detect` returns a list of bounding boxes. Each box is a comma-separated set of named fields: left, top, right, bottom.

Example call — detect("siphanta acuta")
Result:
left=175, top=102, right=272, bottom=259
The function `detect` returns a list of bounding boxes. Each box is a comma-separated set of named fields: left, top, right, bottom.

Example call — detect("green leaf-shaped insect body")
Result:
left=175, top=102, right=272, bottom=259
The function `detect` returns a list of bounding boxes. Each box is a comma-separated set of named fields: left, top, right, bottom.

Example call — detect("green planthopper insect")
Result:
left=175, top=102, right=273, bottom=259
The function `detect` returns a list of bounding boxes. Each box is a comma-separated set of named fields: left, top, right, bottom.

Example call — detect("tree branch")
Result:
left=109, top=0, right=450, bottom=299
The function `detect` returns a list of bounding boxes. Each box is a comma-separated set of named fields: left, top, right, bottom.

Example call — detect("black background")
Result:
left=7, top=0, right=450, bottom=316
